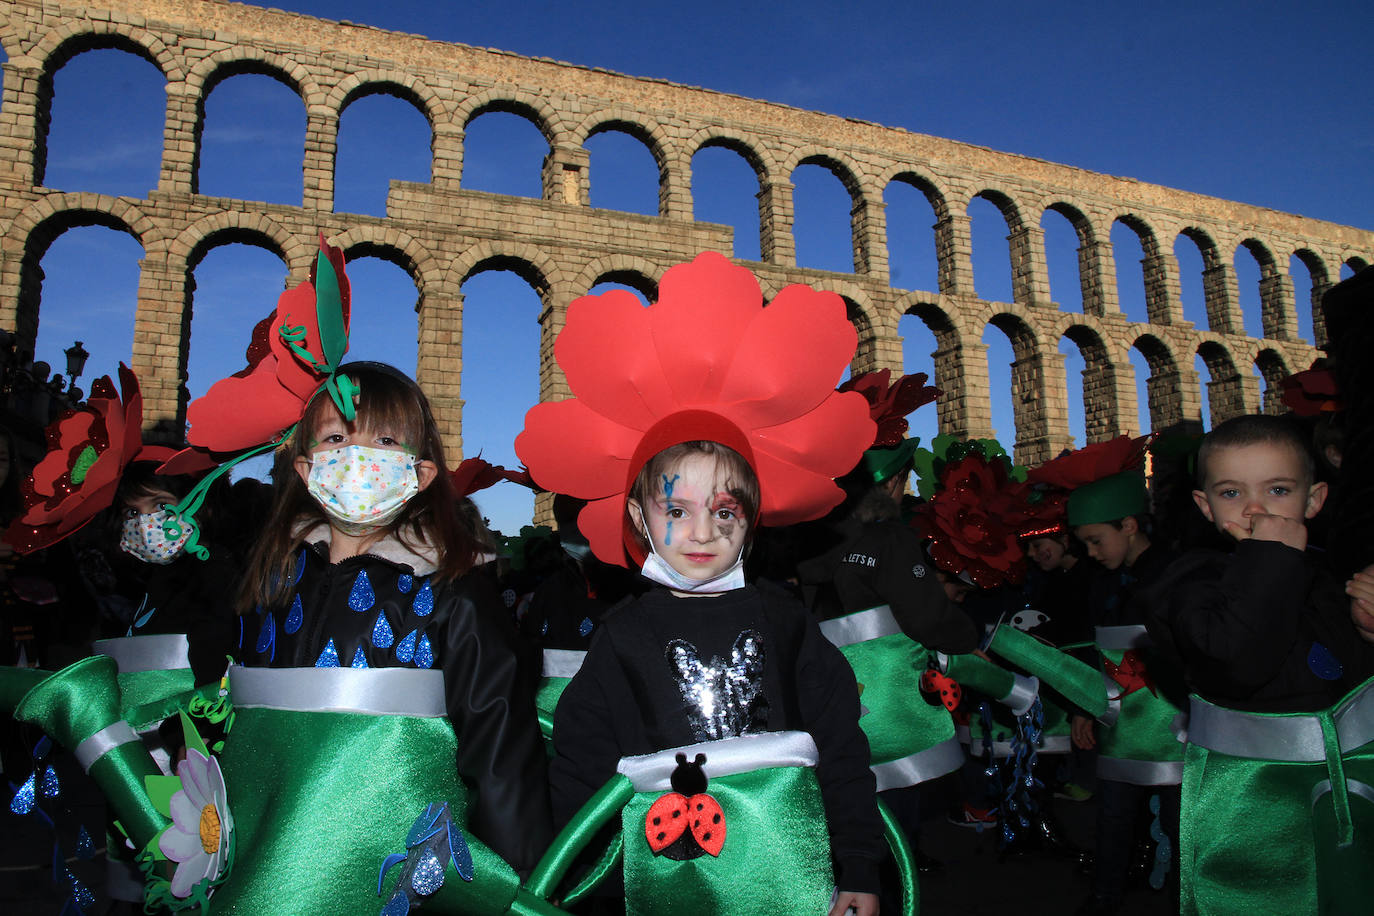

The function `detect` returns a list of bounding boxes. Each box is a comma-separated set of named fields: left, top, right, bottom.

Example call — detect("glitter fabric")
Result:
left=380, top=892, right=410, bottom=916
left=413, top=579, right=433, bottom=617
left=255, top=612, right=275, bottom=655
left=579, top=617, right=595, bottom=638
left=315, top=639, right=340, bottom=668
left=9, top=772, right=34, bottom=814
left=76, top=825, right=94, bottom=860
left=372, top=613, right=395, bottom=649
left=69, top=870, right=95, bottom=908
left=284, top=595, right=303, bottom=635
left=410, top=847, right=444, bottom=896
left=41, top=764, right=58, bottom=798
left=1309, top=642, right=1343, bottom=681
left=395, top=630, right=417, bottom=664
left=349, top=570, right=376, bottom=612
left=666, top=630, right=766, bottom=741
left=415, top=635, right=434, bottom=670
left=397, top=573, right=413, bottom=594
left=350, top=647, right=369, bottom=669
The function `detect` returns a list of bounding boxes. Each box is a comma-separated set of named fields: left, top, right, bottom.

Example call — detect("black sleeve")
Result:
left=882, top=526, right=979, bottom=654
left=793, top=613, right=884, bottom=895
left=437, top=574, right=554, bottom=877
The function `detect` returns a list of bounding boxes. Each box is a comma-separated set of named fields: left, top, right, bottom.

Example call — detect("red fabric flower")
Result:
left=839, top=369, right=940, bottom=447
left=4, top=365, right=175, bottom=554
left=1280, top=365, right=1342, bottom=417
left=450, top=456, right=534, bottom=498
left=917, top=453, right=1034, bottom=588
left=1025, top=435, right=1148, bottom=491
left=515, top=252, right=874, bottom=567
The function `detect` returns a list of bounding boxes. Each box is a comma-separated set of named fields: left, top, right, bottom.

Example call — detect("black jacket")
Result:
left=240, top=529, right=553, bottom=875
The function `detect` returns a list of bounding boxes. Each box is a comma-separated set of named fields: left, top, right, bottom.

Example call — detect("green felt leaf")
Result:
left=314, top=248, right=347, bottom=371
left=145, top=774, right=181, bottom=819
left=70, top=445, right=98, bottom=486
left=180, top=709, right=210, bottom=759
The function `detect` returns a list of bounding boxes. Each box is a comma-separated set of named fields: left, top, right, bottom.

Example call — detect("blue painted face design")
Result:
left=661, top=474, right=679, bottom=546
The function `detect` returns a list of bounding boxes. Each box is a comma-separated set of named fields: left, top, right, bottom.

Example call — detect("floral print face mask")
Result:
left=119, top=506, right=193, bottom=565
left=306, top=444, right=421, bottom=535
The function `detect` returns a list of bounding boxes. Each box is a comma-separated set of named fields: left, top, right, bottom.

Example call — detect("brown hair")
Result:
left=627, top=440, right=760, bottom=552
left=238, top=363, right=477, bottom=613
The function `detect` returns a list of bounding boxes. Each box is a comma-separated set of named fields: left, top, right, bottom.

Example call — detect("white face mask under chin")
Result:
left=635, top=508, right=746, bottom=595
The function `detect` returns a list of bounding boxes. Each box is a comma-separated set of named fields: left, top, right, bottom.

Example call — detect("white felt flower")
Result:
left=158, top=747, right=233, bottom=898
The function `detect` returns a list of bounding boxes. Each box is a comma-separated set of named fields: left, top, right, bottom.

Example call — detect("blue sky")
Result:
left=18, top=0, right=1374, bottom=535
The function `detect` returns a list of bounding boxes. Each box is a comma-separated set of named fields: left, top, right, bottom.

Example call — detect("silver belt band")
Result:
left=229, top=666, right=447, bottom=717
left=618, top=731, right=819, bottom=792
left=94, top=634, right=191, bottom=673
left=961, top=732, right=1072, bottom=758
left=1188, top=680, right=1374, bottom=763
left=871, top=736, right=964, bottom=790
left=818, top=605, right=901, bottom=647
left=74, top=721, right=140, bottom=772
left=1094, top=625, right=1152, bottom=651
left=1097, top=755, right=1183, bottom=785
left=1004, top=674, right=1039, bottom=715
left=542, top=648, right=587, bottom=679
left=1313, top=778, right=1374, bottom=808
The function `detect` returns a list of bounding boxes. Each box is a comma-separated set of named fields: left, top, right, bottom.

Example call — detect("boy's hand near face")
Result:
left=1223, top=511, right=1308, bottom=552
left=1349, top=565, right=1374, bottom=644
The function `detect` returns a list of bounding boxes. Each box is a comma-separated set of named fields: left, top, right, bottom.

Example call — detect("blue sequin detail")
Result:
left=411, top=847, right=444, bottom=896
left=351, top=647, right=370, bottom=669
left=75, top=825, right=94, bottom=860
left=396, top=630, right=417, bottom=663
left=449, top=826, right=474, bottom=882
left=415, top=634, right=434, bottom=669
left=294, top=548, right=306, bottom=585
left=397, top=573, right=413, bottom=594
left=41, top=765, right=58, bottom=798
left=413, top=579, right=434, bottom=617
left=381, top=892, right=411, bottom=916
left=349, top=570, right=376, bottom=612
left=284, top=595, right=303, bottom=635
left=9, top=772, right=34, bottom=814
left=315, top=639, right=340, bottom=668
left=69, top=873, right=95, bottom=908
left=1309, top=641, right=1343, bottom=681
left=256, top=612, right=275, bottom=656
left=372, top=613, right=395, bottom=649
left=579, top=617, right=594, bottom=638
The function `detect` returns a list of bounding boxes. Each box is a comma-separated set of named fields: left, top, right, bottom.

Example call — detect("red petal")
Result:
left=577, top=494, right=631, bottom=568
left=650, top=253, right=758, bottom=406
left=645, top=793, right=689, bottom=853
left=687, top=794, right=726, bottom=857
left=556, top=290, right=677, bottom=429
left=515, top=400, right=640, bottom=499
left=186, top=354, right=309, bottom=452
left=1026, top=436, right=1147, bottom=489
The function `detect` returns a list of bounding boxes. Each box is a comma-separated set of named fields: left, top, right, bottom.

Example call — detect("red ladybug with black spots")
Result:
left=644, top=752, right=726, bottom=859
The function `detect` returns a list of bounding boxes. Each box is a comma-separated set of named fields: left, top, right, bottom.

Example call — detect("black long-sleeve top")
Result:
left=240, top=528, right=553, bottom=875
left=1143, top=540, right=1374, bottom=713
left=549, top=583, right=885, bottom=894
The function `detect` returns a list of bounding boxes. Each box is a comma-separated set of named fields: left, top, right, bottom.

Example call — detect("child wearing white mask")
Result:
left=235, top=361, right=552, bottom=877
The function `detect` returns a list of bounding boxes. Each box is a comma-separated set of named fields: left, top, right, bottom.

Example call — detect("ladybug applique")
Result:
left=1103, top=649, right=1156, bottom=698
left=920, top=668, right=962, bottom=712
left=644, top=753, right=726, bottom=859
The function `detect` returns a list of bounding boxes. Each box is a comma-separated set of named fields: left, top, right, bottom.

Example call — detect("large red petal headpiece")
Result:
left=1025, top=435, right=1148, bottom=491
left=516, top=252, right=875, bottom=567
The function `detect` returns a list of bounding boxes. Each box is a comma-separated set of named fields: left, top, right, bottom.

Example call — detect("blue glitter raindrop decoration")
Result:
left=10, top=772, right=35, bottom=814
left=396, top=630, right=417, bottom=663
left=1309, top=641, right=1343, bottom=681
left=415, top=634, right=434, bottom=669
left=372, top=613, right=395, bottom=649
left=255, top=612, right=276, bottom=656
left=411, top=847, right=444, bottom=896
left=41, top=765, right=59, bottom=798
left=350, top=647, right=370, bottom=669
left=579, top=617, right=594, bottom=638
left=397, top=573, right=413, bottom=594
left=449, top=825, right=474, bottom=881
left=284, top=594, right=304, bottom=635
left=349, top=570, right=376, bottom=612
left=315, top=639, right=340, bottom=668
left=294, top=548, right=306, bottom=585
left=75, top=826, right=94, bottom=860
left=381, top=892, right=411, bottom=916
left=413, top=579, right=434, bottom=617
left=69, top=872, right=95, bottom=909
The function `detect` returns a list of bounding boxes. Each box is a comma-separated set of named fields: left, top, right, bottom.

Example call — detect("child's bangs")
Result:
left=297, top=365, right=429, bottom=456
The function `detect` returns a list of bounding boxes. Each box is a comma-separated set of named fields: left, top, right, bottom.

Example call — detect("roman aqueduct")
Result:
left=0, top=0, right=1370, bottom=470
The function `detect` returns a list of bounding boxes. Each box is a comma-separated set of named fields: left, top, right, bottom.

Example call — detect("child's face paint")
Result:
left=640, top=453, right=748, bottom=582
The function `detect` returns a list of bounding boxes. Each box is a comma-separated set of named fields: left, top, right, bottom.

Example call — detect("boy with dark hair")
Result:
left=1147, top=413, right=1374, bottom=914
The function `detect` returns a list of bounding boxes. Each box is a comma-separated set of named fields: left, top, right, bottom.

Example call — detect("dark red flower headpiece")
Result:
left=450, top=457, right=531, bottom=498
left=1025, top=435, right=1148, bottom=490
left=1280, top=364, right=1342, bottom=417
left=839, top=369, right=940, bottom=448
left=4, top=365, right=176, bottom=554
left=515, top=252, right=875, bottom=567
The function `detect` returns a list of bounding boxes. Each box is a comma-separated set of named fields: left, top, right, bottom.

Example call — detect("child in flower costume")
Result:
left=516, top=252, right=914, bottom=916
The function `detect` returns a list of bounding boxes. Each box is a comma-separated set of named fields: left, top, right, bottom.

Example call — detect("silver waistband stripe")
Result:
left=74, top=721, right=140, bottom=772
left=1097, top=756, right=1183, bottom=786
left=230, top=666, right=446, bottom=717
left=94, top=634, right=191, bottom=673
left=1094, top=625, right=1152, bottom=651
left=1189, top=679, right=1374, bottom=763
left=542, top=648, right=587, bottom=679
left=818, top=605, right=902, bottom=647
left=618, top=731, right=819, bottom=793
left=871, top=736, right=965, bottom=790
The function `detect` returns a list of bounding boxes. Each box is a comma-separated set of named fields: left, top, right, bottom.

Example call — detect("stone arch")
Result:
left=881, top=169, right=952, bottom=222
left=1044, top=200, right=1097, bottom=246
left=171, top=212, right=303, bottom=277
left=1236, top=236, right=1292, bottom=339
left=900, top=297, right=965, bottom=436
left=447, top=240, right=561, bottom=298
left=579, top=111, right=674, bottom=217
left=1061, top=320, right=1125, bottom=442
left=572, top=253, right=663, bottom=299
left=1345, top=254, right=1371, bottom=274
left=986, top=309, right=1057, bottom=462
left=971, top=187, right=1027, bottom=234
left=1178, top=225, right=1239, bottom=334
left=1133, top=332, right=1190, bottom=434
left=455, top=89, right=563, bottom=145
left=1196, top=337, right=1248, bottom=427
left=0, top=8, right=25, bottom=61
left=1254, top=347, right=1290, bottom=415
left=1292, top=247, right=1332, bottom=345
left=187, top=47, right=320, bottom=105
left=786, top=148, right=863, bottom=198
left=1041, top=200, right=1100, bottom=314
left=330, top=72, right=447, bottom=129
left=331, top=226, right=446, bottom=301
left=686, top=127, right=775, bottom=181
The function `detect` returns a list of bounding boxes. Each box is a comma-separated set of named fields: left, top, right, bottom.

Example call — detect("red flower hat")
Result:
left=4, top=365, right=176, bottom=554
left=1280, top=364, right=1342, bottom=417
left=515, top=252, right=875, bottom=567
left=1025, top=435, right=1148, bottom=490
left=839, top=368, right=940, bottom=448
left=450, top=457, right=530, bottom=498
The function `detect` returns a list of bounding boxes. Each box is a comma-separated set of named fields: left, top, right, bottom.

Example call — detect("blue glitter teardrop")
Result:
left=41, top=765, right=59, bottom=798
left=351, top=647, right=369, bottom=669
left=397, top=573, right=413, bottom=594
left=69, top=873, right=95, bottom=908
left=396, top=630, right=417, bottom=663
left=578, top=617, right=594, bottom=638
left=284, top=595, right=304, bottom=635
left=415, top=634, right=434, bottom=669
left=256, top=612, right=275, bottom=655
left=10, top=772, right=35, bottom=815
left=315, top=639, right=340, bottom=668
left=411, top=847, right=445, bottom=896
left=413, top=579, right=434, bottom=617
left=32, top=736, right=51, bottom=760
left=294, top=548, right=306, bottom=585
left=349, top=570, right=376, bottom=612
left=372, top=613, right=395, bottom=649
left=75, top=825, right=94, bottom=860
left=448, top=825, right=474, bottom=881
left=1309, top=641, right=1343, bottom=681
left=381, top=892, right=411, bottom=916
left=407, top=805, right=441, bottom=847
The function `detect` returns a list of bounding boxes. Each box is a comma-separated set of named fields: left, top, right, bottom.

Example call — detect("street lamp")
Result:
left=63, top=340, right=89, bottom=382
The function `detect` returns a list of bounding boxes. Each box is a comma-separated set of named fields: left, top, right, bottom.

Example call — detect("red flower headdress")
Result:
left=839, top=369, right=940, bottom=448
left=4, top=365, right=177, bottom=554
left=450, top=457, right=531, bottom=498
left=515, top=252, right=875, bottom=567
left=1025, top=435, right=1148, bottom=490
left=1280, top=363, right=1342, bottom=417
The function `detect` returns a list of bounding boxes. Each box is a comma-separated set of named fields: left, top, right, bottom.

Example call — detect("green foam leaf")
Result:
left=145, top=774, right=181, bottom=819
left=70, top=445, right=98, bottom=486
left=314, top=248, right=347, bottom=371
left=180, top=709, right=210, bottom=759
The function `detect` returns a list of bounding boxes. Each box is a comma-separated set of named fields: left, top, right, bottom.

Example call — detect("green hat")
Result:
left=861, top=438, right=921, bottom=484
left=1067, top=469, right=1148, bottom=526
